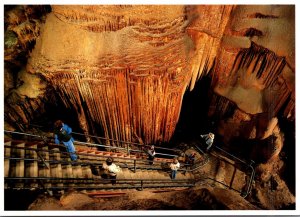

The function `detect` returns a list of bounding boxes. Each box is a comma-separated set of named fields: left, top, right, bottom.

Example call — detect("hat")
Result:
left=54, top=120, right=63, bottom=129
left=106, top=157, right=113, bottom=163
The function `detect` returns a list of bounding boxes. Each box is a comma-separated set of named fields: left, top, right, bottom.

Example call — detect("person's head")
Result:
left=106, top=157, right=113, bottom=165
left=173, top=158, right=178, bottom=164
left=192, top=152, right=196, bottom=156
left=54, top=120, right=63, bottom=130
left=150, top=145, right=154, bottom=150
left=209, top=133, right=214, bottom=139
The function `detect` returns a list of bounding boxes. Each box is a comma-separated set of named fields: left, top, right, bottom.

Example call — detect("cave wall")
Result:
left=208, top=6, right=295, bottom=201
left=4, top=6, right=51, bottom=131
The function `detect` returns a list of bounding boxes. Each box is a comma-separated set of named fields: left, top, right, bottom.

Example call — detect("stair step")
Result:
left=25, top=144, right=38, bottom=188
left=4, top=138, right=200, bottom=192
left=49, top=148, right=63, bottom=189
left=4, top=142, right=11, bottom=177
left=38, top=146, right=51, bottom=189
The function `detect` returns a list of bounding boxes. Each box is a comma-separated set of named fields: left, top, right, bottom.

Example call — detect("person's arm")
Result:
left=201, top=134, right=208, bottom=138
left=64, top=124, right=72, bottom=134
left=54, top=134, right=60, bottom=144
left=102, top=162, right=106, bottom=169
left=148, top=150, right=155, bottom=157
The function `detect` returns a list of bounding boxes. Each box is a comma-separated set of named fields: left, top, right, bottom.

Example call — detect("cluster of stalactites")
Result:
left=47, top=69, right=184, bottom=145
left=213, top=42, right=294, bottom=120
left=26, top=5, right=235, bottom=145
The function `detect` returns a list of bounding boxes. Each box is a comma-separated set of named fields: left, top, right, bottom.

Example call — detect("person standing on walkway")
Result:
left=200, top=132, right=215, bottom=152
left=185, top=152, right=196, bottom=165
left=54, top=120, right=78, bottom=161
left=102, top=157, right=121, bottom=185
left=147, top=145, right=156, bottom=165
left=170, top=158, right=180, bottom=179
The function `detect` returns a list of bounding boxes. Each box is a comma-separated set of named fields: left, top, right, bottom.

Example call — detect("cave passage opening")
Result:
left=170, top=75, right=213, bottom=146
left=27, top=89, right=86, bottom=140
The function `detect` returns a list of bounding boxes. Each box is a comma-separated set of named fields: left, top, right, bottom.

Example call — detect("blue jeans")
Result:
left=171, top=170, right=177, bottom=179
left=63, top=139, right=77, bottom=161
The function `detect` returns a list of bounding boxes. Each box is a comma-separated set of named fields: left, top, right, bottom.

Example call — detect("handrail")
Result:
left=4, top=144, right=190, bottom=170
left=4, top=129, right=255, bottom=197
left=4, top=130, right=44, bottom=139
left=195, top=177, right=242, bottom=194
left=19, top=123, right=183, bottom=152
left=214, top=145, right=247, bottom=164
left=5, top=177, right=195, bottom=191
left=187, top=143, right=255, bottom=198
left=4, top=130, right=179, bottom=159
left=72, top=131, right=182, bottom=152
left=4, top=177, right=194, bottom=182
left=212, top=145, right=255, bottom=198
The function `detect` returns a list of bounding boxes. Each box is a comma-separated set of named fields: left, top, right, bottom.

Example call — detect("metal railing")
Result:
left=3, top=144, right=180, bottom=172
left=4, top=177, right=195, bottom=191
left=4, top=130, right=179, bottom=159
left=4, top=129, right=255, bottom=197
left=212, top=145, right=255, bottom=198
left=18, top=123, right=183, bottom=153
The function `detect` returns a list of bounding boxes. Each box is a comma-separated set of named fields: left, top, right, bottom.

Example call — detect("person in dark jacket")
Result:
left=185, top=152, right=196, bottom=165
left=54, top=120, right=78, bottom=161
left=147, top=145, right=156, bottom=165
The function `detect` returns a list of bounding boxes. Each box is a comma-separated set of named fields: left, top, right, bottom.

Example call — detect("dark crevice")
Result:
left=170, top=76, right=213, bottom=144
left=247, top=13, right=279, bottom=19
left=244, top=28, right=263, bottom=37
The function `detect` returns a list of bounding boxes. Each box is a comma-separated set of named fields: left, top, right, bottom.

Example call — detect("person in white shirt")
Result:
left=200, top=132, right=215, bottom=152
left=170, top=158, right=180, bottom=179
left=102, top=157, right=121, bottom=185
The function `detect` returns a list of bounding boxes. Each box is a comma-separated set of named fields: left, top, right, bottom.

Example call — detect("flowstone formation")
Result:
left=27, top=5, right=232, bottom=144
left=4, top=5, right=295, bottom=210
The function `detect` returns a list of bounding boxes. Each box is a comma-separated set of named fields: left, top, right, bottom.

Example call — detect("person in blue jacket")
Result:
left=54, top=120, right=78, bottom=161
left=185, top=152, right=196, bottom=165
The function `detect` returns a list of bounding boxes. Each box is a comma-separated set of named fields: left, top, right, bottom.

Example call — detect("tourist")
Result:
left=185, top=152, right=196, bottom=165
left=54, top=120, right=78, bottom=161
left=102, top=157, right=121, bottom=185
left=170, top=158, right=180, bottom=179
left=200, top=132, right=215, bottom=152
left=147, top=145, right=156, bottom=165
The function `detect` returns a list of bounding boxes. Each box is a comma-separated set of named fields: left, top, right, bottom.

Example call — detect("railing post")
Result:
left=35, top=150, right=49, bottom=169
left=134, top=160, right=136, bottom=173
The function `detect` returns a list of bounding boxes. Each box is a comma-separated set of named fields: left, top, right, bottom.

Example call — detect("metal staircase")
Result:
left=4, top=132, right=196, bottom=195
left=4, top=129, right=255, bottom=198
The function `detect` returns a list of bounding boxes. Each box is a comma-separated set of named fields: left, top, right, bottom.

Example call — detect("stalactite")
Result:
left=213, top=42, right=294, bottom=119
left=27, top=5, right=244, bottom=145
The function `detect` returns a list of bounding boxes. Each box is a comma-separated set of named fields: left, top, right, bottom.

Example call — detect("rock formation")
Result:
left=4, top=5, right=295, bottom=210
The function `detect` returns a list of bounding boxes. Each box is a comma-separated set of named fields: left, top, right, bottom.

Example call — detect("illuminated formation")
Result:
left=27, top=5, right=232, bottom=144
